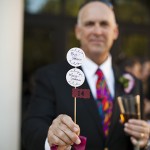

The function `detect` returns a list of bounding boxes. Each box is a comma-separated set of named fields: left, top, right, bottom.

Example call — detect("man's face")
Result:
left=75, top=2, right=118, bottom=58
left=131, top=63, right=142, bottom=79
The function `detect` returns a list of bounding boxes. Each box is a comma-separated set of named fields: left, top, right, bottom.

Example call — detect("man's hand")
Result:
left=124, top=119, right=150, bottom=148
left=48, top=114, right=81, bottom=149
left=57, top=145, right=71, bottom=150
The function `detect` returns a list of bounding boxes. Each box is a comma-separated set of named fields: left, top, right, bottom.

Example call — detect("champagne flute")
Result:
left=117, top=95, right=141, bottom=150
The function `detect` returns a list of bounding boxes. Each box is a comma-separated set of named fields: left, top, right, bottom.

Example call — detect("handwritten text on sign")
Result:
left=67, top=47, right=85, bottom=67
left=66, top=68, right=85, bottom=87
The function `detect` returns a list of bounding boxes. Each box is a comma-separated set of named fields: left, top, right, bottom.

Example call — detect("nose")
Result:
left=93, top=24, right=102, bottom=35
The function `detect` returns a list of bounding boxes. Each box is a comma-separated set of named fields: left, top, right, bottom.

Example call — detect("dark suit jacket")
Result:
left=22, top=61, right=143, bottom=150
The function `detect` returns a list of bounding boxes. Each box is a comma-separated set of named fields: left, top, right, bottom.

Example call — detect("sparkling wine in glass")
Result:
left=117, top=95, right=141, bottom=150
left=117, top=95, right=141, bottom=124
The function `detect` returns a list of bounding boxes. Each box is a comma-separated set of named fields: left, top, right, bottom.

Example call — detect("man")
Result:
left=22, top=1, right=150, bottom=150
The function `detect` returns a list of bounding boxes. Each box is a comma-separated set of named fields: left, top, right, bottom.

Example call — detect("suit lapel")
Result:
left=106, top=65, right=124, bottom=144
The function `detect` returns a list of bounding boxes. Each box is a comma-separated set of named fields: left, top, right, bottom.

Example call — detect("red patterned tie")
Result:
left=96, top=69, right=113, bottom=137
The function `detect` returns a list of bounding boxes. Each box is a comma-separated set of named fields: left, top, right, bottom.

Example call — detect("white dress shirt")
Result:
left=45, top=55, right=115, bottom=150
left=81, top=55, right=115, bottom=99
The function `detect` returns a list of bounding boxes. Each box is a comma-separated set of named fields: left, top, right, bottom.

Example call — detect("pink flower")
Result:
left=119, top=73, right=135, bottom=94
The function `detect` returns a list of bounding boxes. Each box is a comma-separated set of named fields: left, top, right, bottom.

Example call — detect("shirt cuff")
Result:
left=45, top=138, right=51, bottom=150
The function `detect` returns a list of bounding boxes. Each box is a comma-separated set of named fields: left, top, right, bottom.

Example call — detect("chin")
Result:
left=90, top=47, right=104, bottom=54
left=89, top=51, right=104, bottom=58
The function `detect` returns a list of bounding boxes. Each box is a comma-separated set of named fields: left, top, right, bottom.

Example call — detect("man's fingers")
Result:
left=53, top=127, right=73, bottom=145
left=124, top=126, right=141, bottom=139
left=48, top=114, right=81, bottom=147
left=57, top=115, right=81, bottom=144
left=58, top=122, right=80, bottom=144
left=59, top=114, right=80, bottom=133
left=125, top=127, right=149, bottom=140
left=130, top=137, right=138, bottom=145
left=124, top=119, right=149, bottom=139
left=57, top=145, right=72, bottom=150
left=128, top=119, right=148, bottom=127
left=48, top=121, right=74, bottom=145
left=124, top=119, right=150, bottom=148
left=48, top=131, right=66, bottom=146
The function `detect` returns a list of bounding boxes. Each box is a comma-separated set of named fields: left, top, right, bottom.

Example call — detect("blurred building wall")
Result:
left=0, top=0, right=24, bottom=150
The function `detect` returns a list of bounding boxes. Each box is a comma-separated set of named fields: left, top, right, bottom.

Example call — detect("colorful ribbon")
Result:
left=51, top=136, right=87, bottom=150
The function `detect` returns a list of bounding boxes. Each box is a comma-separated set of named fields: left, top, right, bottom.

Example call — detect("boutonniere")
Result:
left=119, top=73, right=135, bottom=94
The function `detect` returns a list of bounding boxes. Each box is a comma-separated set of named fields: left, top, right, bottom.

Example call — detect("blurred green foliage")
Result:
left=122, top=35, right=149, bottom=57
left=115, top=1, right=150, bottom=24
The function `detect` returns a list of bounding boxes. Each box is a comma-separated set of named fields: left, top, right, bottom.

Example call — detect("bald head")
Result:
left=77, top=1, right=116, bottom=26
left=75, top=1, right=119, bottom=65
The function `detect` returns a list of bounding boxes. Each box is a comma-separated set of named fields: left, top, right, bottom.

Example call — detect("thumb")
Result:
left=130, top=137, right=138, bottom=146
left=57, top=145, right=71, bottom=150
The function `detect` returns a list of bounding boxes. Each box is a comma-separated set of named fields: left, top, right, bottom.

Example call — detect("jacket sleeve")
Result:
left=22, top=68, right=56, bottom=150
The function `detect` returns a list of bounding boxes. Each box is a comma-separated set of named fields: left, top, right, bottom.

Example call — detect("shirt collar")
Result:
left=99, top=55, right=112, bottom=78
left=82, top=55, right=112, bottom=77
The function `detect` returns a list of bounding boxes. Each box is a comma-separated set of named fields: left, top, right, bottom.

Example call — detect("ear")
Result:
left=113, top=24, right=119, bottom=40
left=75, top=25, right=81, bottom=40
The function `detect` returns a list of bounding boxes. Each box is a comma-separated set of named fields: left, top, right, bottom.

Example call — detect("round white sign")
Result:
left=67, top=47, right=85, bottom=67
left=66, top=68, right=85, bottom=87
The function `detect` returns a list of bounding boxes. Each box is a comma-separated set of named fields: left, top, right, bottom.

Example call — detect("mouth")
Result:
left=90, top=39, right=104, bottom=45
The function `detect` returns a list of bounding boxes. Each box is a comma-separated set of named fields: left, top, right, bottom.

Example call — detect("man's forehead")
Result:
left=79, top=1, right=115, bottom=24
left=79, top=1, right=113, bottom=11
left=80, top=1, right=112, bottom=13
left=81, top=4, right=113, bottom=19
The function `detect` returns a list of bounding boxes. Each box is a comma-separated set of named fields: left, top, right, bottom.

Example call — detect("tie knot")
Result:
left=95, top=69, right=104, bottom=79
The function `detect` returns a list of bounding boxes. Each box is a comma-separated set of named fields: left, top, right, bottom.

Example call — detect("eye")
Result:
left=100, top=21, right=109, bottom=27
left=84, top=21, right=95, bottom=27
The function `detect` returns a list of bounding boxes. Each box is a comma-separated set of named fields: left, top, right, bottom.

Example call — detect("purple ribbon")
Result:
left=51, top=136, right=87, bottom=150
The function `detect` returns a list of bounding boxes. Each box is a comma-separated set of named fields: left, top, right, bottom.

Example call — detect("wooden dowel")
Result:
left=74, top=97, right=76, bottom=124
left=117, top=96, right=125, bottom=114
left=136, top=95, right=141, bottom=119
